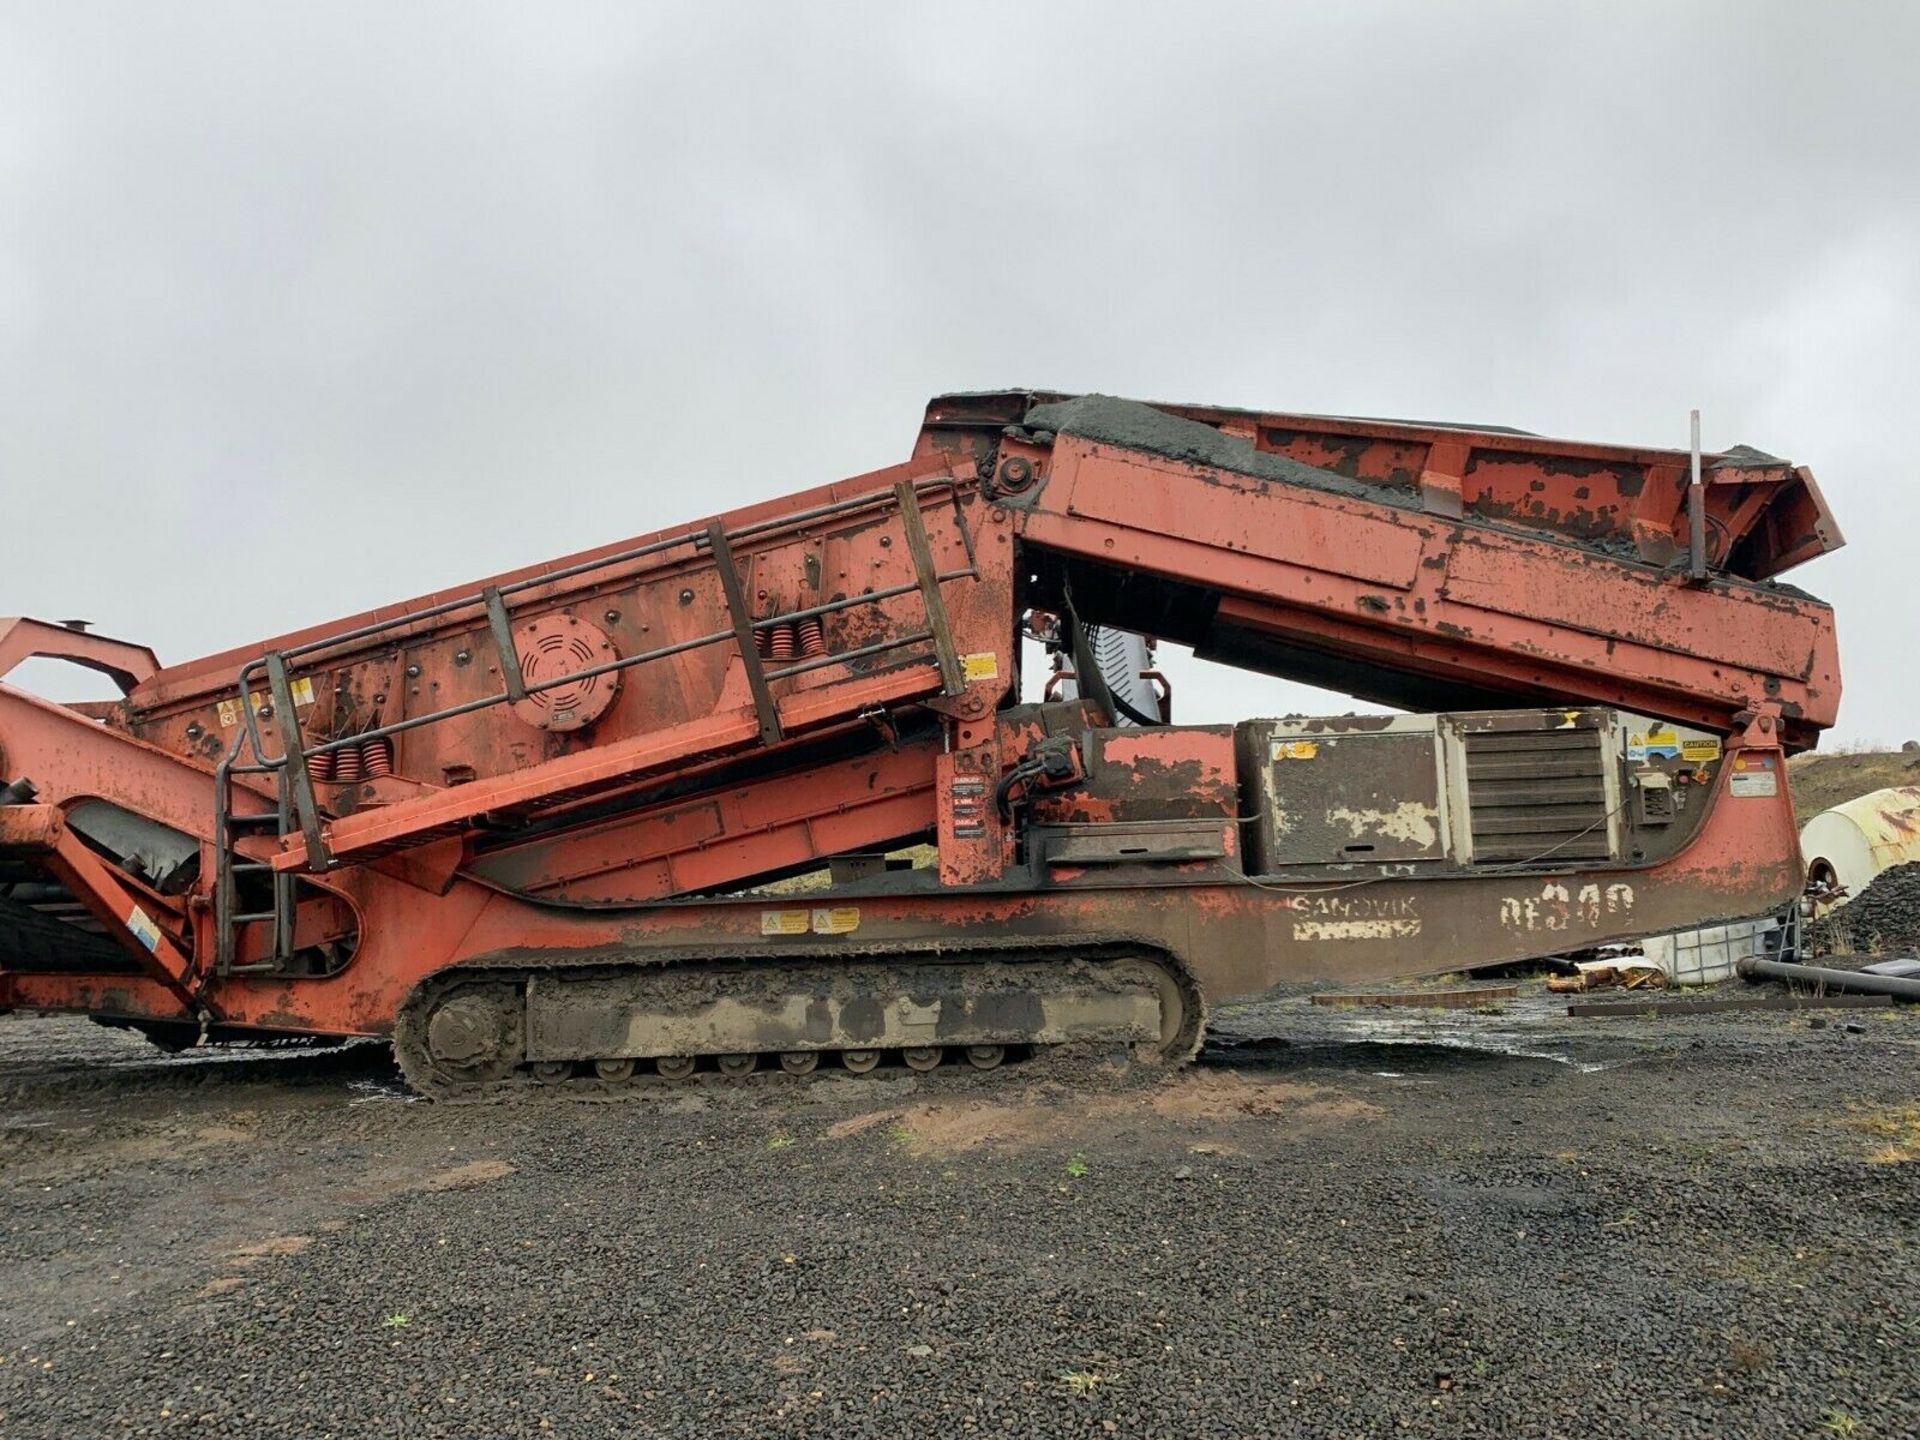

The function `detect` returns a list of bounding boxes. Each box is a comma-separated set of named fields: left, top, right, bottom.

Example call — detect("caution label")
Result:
left=1681, top=738, right=1723, bottom=764
left=811, top=906, right=861, bottom=935
left=761, top=906, right=861, bottom=936
left=1626, top=726, right=1681, bottom=762
left=217, top=677, right=315, bottom=727
left=1271, top=740, right=1319, bottom=761
left=961, top=652, right=1000, bottom=682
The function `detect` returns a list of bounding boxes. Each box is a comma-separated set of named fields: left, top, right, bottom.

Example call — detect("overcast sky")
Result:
left=3, top=2, right=1915, bottom=745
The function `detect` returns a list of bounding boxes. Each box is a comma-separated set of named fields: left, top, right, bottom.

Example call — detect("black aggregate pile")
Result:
left=2, top=1007, right=1918, bottom=1439
left=1809, top=860, right=1920, bottom=955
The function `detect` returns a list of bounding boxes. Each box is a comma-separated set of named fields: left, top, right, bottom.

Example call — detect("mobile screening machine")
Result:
left=0, top=390, right=1842, bottom=1092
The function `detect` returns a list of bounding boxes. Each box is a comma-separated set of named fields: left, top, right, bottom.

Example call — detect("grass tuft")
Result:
left=1846, top=1104, right=1920, bottom=1164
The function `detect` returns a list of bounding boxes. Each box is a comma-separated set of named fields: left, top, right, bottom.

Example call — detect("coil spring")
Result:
left=333, top=744, right=365, bottom=784
left=767, top=621, right=797, bottom=661
left=306, top=749, right=335, bottom=783
left=361, top=735, right=395, bottom=778
left=798, top=616, right=826, bottom=658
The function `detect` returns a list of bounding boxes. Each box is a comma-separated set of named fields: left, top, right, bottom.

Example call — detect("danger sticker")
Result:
left=217, top=677, right=315, bottom=727
left=1626, top=726, right=1681, bottom=762
left=811, top=906, right=860, bottom=935
left=961, top=652, right=1000, bottom=682
left=760, top=909, right=810, bottom=936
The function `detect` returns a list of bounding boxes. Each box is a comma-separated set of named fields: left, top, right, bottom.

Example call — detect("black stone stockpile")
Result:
left=1810, top=860, right=1920, bottom=954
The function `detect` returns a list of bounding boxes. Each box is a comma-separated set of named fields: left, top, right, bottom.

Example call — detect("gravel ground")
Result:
left=1, top=991, right=1917, bottom=1440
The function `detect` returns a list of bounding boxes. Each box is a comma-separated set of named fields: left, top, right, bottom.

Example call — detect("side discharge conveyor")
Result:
left=0, top=389, right=1842, bottom=1093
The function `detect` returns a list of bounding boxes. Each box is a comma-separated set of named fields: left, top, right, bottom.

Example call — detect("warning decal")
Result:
left=811, top=907, right=860, bottom=935
left=1626, top=726, right=1681, bottom=762
left=217, top=677, right=315, bottom=728
left=760, top=909, right=810, bottom=937
left=126, top=905, right=162, bottom=953
left=961, top=652, right=1000, bottom=682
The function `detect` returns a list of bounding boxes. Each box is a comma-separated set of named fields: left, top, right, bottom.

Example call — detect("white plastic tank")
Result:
left=1800, top=785, right=1920, bottom=906
left=1640, top=917, right=1779, bottom=986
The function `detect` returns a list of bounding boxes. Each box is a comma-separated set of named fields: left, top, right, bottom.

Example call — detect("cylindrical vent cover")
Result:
left=508, top=613, right=621, bottom=733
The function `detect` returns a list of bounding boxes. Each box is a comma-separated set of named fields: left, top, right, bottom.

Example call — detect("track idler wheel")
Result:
left=397, top=980, right=524, bottom=1095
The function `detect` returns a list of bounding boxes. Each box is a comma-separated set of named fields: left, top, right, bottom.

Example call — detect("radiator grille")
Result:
left=1464, top=727, right=1611, bottom=864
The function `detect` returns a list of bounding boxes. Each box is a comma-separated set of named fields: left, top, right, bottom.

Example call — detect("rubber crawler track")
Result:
left=393, top=936, right=1205, bottom=1100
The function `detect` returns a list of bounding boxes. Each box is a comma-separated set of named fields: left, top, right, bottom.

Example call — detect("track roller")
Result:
left=657, top=1055, right=696, bottom=1080
left=902, top=1046, right=943, bottom=1073
left=841, top=1049, right=880, bottom=1074
left=779, top=1051, right=819, bottom=1076
left=717, top=1053, right=757, bottom=1077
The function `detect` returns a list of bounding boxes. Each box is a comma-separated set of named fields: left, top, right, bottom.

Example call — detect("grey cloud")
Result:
left=2, top=1, right=1914, bottom=740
